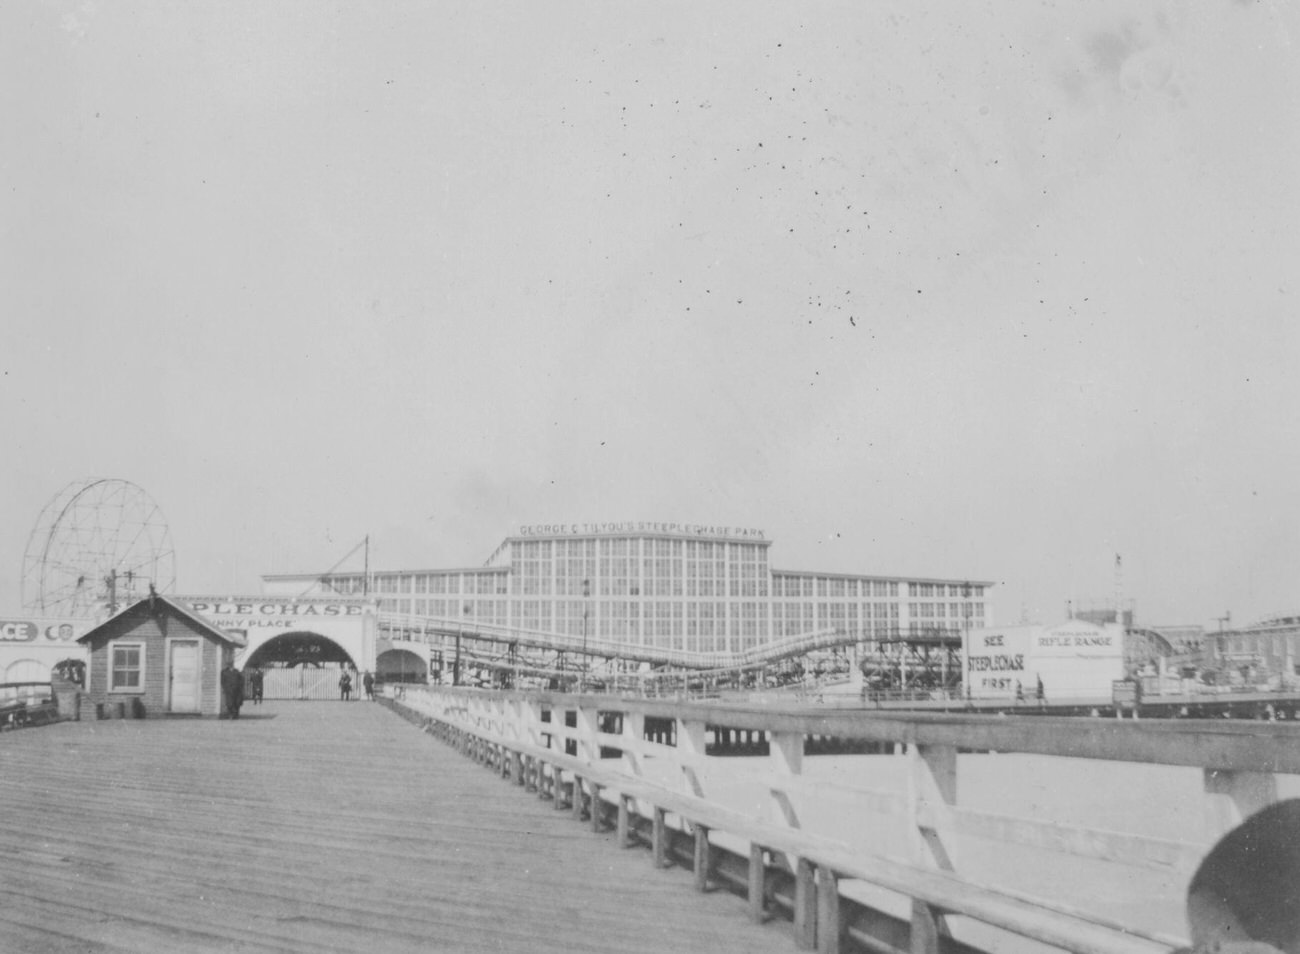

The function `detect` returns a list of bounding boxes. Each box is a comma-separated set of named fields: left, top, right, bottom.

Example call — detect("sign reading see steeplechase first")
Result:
left=517, top=522, right=766, bottom=539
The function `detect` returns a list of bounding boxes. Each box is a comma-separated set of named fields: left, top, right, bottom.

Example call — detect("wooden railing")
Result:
left=386, top=687, right=1300, bottom=954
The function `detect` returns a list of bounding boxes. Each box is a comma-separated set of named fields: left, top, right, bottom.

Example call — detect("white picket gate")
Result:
left=261, top=665, right=352, bottom=701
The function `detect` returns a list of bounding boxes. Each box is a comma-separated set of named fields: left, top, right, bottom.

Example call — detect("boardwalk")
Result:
left=0, top=702, right=793, bottom=954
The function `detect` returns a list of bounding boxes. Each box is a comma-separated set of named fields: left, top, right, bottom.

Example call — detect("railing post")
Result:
left=693, top=824, right=711, bottom=891
left=747, top=843, right=767, bottom=923
left=652, top=807, right=669, bottom=868
left=769, top=730, right=805, bottom=777
left=677, top=716, right=708, bottom=762
left=525, top=698, right=547, bottom=749
left=817, top=867, right=842, bottom=954
left=617, top=794, right=633, bottom=847
left=574, top=704, right=598, bottom=766
left=908, top=743, right=957, bottom=952
left=910, top=898, right=944, bottom=954
left=621, top=710, right=645, bottom=777
left=794, top=857, right=817, bottom=950
left=572, top=775, right=586, bottom=820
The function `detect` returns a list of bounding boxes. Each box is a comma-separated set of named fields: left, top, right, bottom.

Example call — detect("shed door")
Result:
left=168, top=640, right=201, bottom=713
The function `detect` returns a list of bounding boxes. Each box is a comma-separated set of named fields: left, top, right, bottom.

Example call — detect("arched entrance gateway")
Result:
left=180, top=597, right=376, bottom=701
left=375, top=648, right=428, bottom=685
left=246, top=631, right=358, bottom=700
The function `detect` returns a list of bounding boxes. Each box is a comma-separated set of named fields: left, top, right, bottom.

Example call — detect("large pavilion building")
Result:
left=262, top=522, right=994, bottom=654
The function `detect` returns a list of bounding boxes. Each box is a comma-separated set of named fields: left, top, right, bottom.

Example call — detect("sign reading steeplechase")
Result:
left=517, top=522, right=767, bottom=539
left=186, top=600, right=366, bottom=631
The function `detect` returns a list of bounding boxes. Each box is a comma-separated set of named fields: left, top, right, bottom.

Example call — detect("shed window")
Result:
left=110, top=644, right=144, bottom=691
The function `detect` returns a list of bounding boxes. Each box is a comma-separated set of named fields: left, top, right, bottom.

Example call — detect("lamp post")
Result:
left=454, top=603, right=469, bottom=687
left=580, top=578, right=590, bottom=693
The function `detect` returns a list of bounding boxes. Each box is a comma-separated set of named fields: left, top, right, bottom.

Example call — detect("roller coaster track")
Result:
left=376, top=612, right=873, bottom=672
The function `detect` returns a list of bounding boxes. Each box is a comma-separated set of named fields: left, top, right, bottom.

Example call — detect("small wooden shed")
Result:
left=78, top=595, right=247, bottom=718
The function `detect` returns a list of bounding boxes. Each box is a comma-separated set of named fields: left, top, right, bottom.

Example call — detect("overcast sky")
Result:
left=3, top=1, right=1297, bottom=630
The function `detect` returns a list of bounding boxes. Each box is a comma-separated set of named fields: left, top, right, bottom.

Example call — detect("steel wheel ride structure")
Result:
left=21, top=478, right=177, bottom=618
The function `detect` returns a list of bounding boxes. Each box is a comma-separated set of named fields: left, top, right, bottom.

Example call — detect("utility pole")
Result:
left=580, top=578, right=590, bottom=693
left=961, top=582, right=972, bottom=702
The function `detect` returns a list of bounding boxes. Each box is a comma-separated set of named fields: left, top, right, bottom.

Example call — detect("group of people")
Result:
left=338, top=668, right=375, bottom=701
left=219, top=664, right=376, bottom=717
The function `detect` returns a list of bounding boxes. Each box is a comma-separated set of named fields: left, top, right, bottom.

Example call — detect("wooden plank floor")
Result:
left=0, top=701, right=795, bottom=954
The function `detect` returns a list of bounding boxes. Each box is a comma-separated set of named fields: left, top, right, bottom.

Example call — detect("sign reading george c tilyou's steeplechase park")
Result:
left=516, top=522, right=767, bottom=539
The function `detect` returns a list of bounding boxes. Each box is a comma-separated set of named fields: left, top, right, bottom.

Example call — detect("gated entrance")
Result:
left=243, top=631, right=358, bottom=701
left=260, top=664, right=353, bottom=701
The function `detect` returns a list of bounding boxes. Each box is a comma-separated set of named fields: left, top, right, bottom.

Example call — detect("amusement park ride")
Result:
left=374, top=610, right=963, bottom=695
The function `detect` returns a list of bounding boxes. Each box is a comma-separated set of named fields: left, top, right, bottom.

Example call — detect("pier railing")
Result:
left=388, top=686, right=1300, bottom=954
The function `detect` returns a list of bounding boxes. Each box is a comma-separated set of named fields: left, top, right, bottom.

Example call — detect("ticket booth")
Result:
left=78, top=594, right=247, bottom=718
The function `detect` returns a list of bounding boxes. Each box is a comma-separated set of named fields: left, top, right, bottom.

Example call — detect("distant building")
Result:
left=263, top=522, right=994, bottom=654
left=1206, top=614, right=1300, bottom=687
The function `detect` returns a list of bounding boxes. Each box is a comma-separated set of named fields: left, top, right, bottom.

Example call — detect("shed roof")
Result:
left=77, top=594, right=247, bottom=648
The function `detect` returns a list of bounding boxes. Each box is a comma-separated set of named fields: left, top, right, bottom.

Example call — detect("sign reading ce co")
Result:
left=0, top=622, right=37, bottom=642
left=0, top=622, right=76, bottom=642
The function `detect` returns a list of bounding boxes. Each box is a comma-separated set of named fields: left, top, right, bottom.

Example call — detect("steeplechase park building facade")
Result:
left=0, top=617, right=91, bottom=683
left=262, top=522, right=995, bottom=654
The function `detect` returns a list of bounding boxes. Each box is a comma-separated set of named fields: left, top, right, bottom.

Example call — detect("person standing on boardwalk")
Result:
left=220, top=661, right=244, bottom=720
left=362, top=670, right=374, bottom=701
left=248, top=667, right=264, bottom=705
left=1035, top=675, right=1046, bottom=709
left=338, top=668, right=352, bottom=701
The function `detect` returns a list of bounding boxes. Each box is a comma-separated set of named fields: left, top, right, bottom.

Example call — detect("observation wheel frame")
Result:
left=21, top=478, right=177, bottom=618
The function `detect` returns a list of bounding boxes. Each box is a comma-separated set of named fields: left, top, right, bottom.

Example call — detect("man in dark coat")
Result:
left=220, top=661, right=245, bottom=720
